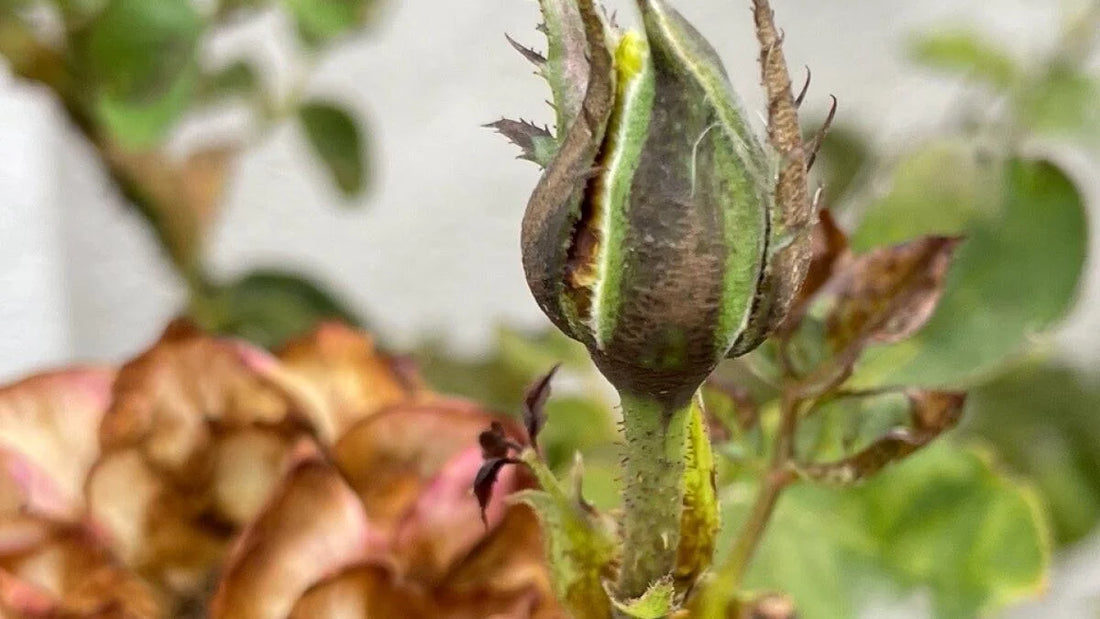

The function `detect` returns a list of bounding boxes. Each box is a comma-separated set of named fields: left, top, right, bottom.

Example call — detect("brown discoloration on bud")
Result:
left=520, top=0, right=615, bottom=344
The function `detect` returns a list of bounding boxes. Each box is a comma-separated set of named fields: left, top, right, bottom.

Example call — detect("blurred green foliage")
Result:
left=0, top=0, right=376, bottom=346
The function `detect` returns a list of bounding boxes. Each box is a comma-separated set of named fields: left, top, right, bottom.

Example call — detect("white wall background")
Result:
left=1, top=1, right=1099, bottom=612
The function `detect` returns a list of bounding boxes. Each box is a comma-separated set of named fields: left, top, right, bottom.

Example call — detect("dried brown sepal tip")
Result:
left=779, top=208, right=850, bottom=336
left=523, top=364, right=560, bottom=451
left=474, top=457, right=521, bottom=526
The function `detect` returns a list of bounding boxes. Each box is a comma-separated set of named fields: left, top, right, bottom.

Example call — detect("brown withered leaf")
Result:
left=826, top=235, right=962, bottom=361
left=524, top=364, right=560, bottom=450
left=210, top=456, right=380, bottom=619
left=780, top=209, right=851, bottom=335
left=799, top=389, right=966, bottom=484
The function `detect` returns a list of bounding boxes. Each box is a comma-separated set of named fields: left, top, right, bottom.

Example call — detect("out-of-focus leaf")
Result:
left=964, top=361, right=1100, bottom=546
left=854, top=444, right=1049, bottom=617
left=205, top=269, right=361, bottom=349
left=1015, top=65, right=1100, bottom=144
left=79, top=0, right=201, bottom=103
left=674, top=397, right=719, bottom=593
left=720, top=444, right=1049, bottom=619
left=203, top=60, right=259, bottom=100
left=109, top=145, right=234, bottom=270
left=298, top=101, right=369, bottom=199
left=77, top=0, right=202, bottom=147
left=852, top=142, right=995, bottom=249
left=281, top=0, right=377, bottom=45
left=95, top=71, right=196, bottom=148
left=853, top=156, right=1087, bottom=386
left=415, top=326, right=592, bottom=413
left=909, top=29, right=1019, bottom=90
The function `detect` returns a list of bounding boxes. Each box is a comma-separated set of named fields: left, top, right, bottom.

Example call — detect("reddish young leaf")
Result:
left=479, top=421, right=512, bottom=459
left=523, top=364, right=560, bottom=450
left=474, top=457, right=521, bottom=525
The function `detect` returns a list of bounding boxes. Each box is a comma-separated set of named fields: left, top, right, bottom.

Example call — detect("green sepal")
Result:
left=674, top=393, right=720, bottom=592
left=610, top=575, right=676, bottom=619
left=513, top=450, right=618, bottom=619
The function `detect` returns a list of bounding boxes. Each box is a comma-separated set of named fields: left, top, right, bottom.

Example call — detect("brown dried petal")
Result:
left=210, top=457, right=380, bottom=619
left=99, top=320, right=290, bottom=464
left=332, top=401, right=520, bottom=531
left=0, top=528, right=162, bottom=618
left=826, top=236, right=961, bottom=359
left=289, top=565, right=432, bottom=618
left=394, top=446, right=522, bottom=583
left=0, top=368, right=115, bottom=517
left=439, top=505, right=561, bottom=618
left=237, top=322, right=417, bottom=443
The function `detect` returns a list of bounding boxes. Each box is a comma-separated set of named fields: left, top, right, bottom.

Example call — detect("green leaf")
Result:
left=964, top=361, right=1100, bottom=546
left=78, top=0, right=202, bottom=103
left=75, top=0, right=202, bottom=146
left=95, top=70, right=196, bottom=148
left=909, top=29, right=1019, bottom=90
left=281, top=0, right=376, bottom=45
left=201, top=269, right=360, bottom=348
left=298, top=101, right=369, bottom=199
left=611, top=576, right=675, bottom=619
left=1015, top=65, right=1100, bottom=144
left=852, top=156, right=1087, bottom=386
left=853, top=444, right=1050, bottom=617
left=721, top=444, right=1050, bottom=619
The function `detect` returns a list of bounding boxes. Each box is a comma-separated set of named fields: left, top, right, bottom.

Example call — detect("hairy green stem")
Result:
left=615, top=392, right=692, bottom=601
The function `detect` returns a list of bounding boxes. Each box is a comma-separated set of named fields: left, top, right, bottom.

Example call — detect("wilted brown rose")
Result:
left=0, top=320, right=560, bottom=618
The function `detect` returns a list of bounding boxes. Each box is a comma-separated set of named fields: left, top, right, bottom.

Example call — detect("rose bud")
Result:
left=498, top=0, right=817, bottom=406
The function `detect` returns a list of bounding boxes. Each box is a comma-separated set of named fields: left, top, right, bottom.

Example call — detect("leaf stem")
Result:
left=614, top=392, right=692, bottom=601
